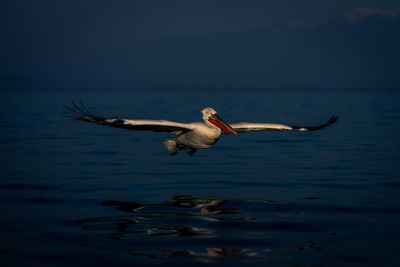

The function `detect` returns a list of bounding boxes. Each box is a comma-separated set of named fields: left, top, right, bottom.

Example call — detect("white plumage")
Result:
left=66, top=101, right=338, bottom=156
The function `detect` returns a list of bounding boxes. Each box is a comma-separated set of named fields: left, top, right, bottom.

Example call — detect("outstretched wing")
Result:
left=65, top=101, right=194, bottom=136
left=229, top=115, right=338, bottom=133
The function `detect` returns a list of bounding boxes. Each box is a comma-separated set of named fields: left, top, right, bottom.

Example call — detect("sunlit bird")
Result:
left=66, top=101, right=338, bottom=156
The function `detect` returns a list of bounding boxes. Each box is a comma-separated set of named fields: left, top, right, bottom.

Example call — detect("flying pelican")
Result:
left=66, top=101, right=338, bottom=156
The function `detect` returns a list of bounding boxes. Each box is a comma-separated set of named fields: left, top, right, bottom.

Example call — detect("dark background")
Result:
left=1, top=2, right=400, bottom=265
left=1, top=0, right=399, bottom=91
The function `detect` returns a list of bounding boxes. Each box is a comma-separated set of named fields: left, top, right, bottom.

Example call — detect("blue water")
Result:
left=0, top=91, right=399, bottom=266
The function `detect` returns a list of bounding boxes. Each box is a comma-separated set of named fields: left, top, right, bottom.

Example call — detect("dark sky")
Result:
left=1, top=0, right=399, bottom=90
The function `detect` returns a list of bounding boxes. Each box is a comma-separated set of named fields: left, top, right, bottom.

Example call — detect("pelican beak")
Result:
left=208, top=114, right=238, bottom=135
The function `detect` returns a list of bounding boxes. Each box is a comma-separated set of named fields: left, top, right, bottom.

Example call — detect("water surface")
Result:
left=0, top=91, right=399, bottom=266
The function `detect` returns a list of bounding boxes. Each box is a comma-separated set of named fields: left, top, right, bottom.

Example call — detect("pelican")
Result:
left=66, top=101, right=338, bottom=156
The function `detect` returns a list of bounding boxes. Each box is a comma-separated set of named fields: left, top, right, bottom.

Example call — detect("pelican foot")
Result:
left=188, top=149, right=197, bottom=156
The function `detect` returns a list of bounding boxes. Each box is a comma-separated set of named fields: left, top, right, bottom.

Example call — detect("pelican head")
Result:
left=201, top=107, right=237, bottom=135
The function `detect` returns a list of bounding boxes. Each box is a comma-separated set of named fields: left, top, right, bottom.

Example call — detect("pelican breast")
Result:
left=177, top=123, right=221, bottom=149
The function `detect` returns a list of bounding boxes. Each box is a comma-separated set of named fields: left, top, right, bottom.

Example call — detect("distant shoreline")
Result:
left=1, top=87, right=399, bottom=92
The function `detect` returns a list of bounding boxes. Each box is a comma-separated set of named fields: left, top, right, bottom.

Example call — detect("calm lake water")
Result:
left=0, top=90, right=399, bottom=266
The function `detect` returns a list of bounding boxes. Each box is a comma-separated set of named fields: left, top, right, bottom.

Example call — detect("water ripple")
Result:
left=75, top=195, right=371, bottom=263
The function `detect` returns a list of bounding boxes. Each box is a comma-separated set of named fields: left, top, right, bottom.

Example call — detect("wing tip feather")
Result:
left=65, top=100, right=106, bottom=124
left=294, top=115, right=339, bottom=131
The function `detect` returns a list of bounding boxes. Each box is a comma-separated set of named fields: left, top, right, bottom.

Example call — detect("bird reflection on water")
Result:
left=77, top=195, right=324, bottom=262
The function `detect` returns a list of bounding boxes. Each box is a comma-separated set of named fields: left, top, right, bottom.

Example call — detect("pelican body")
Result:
left=67, top=101, right=338, bottom=156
